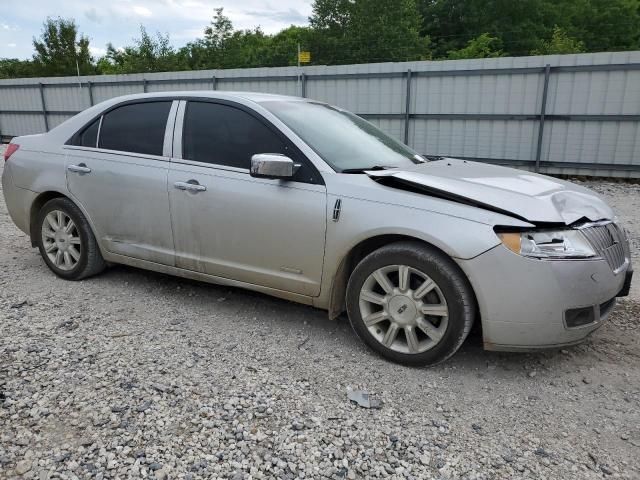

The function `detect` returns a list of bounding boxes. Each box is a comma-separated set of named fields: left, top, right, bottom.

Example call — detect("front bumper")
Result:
left=457, top=244, right=631, bottom=351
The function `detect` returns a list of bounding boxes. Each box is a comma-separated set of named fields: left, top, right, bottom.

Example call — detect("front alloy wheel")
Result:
left=359, top=265, right=449, bottom=355
left=346, top=241, right=475, bottom=366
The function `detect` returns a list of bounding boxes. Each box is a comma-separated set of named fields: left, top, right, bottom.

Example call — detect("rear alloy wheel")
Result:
left=36, top=198, right=106, bottom=280
left=41, top=210, right=82, bottom=271
left=346, top=242, right=475, bottom=366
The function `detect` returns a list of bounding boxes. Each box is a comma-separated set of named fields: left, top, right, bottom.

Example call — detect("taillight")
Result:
left=4, top=143, right=19, bottom=162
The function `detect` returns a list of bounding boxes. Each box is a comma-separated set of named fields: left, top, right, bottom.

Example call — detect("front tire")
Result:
left=36, top=197, right=106, bottom=280
left=346, top=241, right=475, bottom=366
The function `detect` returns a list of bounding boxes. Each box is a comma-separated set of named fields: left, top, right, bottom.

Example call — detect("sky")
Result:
left=0, top=0, right=314, bottom=59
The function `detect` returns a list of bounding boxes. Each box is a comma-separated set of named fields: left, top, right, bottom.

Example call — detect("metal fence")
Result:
left=1, top=51, right=640, bottom=177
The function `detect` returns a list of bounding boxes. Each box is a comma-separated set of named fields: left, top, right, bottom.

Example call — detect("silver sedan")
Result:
left=1, top=92, right=633, bottom=365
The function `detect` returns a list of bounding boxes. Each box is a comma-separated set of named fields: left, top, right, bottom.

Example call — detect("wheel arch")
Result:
left=327, top=234, right=480, bottom=325
left=29, top=191, right=101, bottom=252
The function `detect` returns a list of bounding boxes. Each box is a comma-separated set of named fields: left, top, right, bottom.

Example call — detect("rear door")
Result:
left=65, top=100, right=177, bottom=265
left=168, top=100, right=327, bottom=296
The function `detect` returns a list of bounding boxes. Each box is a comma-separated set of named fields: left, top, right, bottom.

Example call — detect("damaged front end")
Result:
left=365, top=158, right=614, bottom=225
left=366, top=159, right=633, bottom=299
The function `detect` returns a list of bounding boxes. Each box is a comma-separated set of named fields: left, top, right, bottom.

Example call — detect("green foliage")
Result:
left=418, top=0, right=640, bottom=58
left=0, top=58, right=38, bottom=78
left=97, top=27, right=187, bottom=74
left=1, top=0, right=639, bottom=79
left=533, top=26, right=586, bottom=55
left=31, top=17, right=95, bottom=76
left=420, top=0, right=555, bottom=57
left=310, top=0, right=430, bottom=64
left=447, top=33, right=504, bottom=59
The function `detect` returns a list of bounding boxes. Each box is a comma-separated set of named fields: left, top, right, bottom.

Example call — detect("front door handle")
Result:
left=174, top=180, right=207, bottom=192
left=68, top=163, right=92, bottom=174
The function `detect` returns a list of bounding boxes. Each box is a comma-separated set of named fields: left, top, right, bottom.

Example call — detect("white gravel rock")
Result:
left=1, top=159, right=639, bottom=479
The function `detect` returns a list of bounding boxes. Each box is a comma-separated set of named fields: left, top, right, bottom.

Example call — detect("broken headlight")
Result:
left=497, top=229, right=597, bottom=259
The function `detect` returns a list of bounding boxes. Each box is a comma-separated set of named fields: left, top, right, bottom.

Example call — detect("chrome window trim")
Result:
left=170, top=157, right=249, bottom=174
left=163, top=101, right=180, bottom=158
left=172, top=100, right=186, bottom=160
left=63, top=145, right=170, bottom=163
left=95, top=115, right=103, bottom=149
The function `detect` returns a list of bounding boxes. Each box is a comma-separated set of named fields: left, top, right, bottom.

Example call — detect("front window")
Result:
left=262, top=100, right=424, bottom=172
left=182, top=101, right=288, bottom=169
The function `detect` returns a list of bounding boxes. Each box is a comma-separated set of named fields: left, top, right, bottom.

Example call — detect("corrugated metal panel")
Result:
left=47, top=113, right=75, bottom=129
left=92, top=83, right=144, bottom=104
left=0, top=113, right=46, bottom=135
left=1, top=52, right=640, bottom=177
left=44, top=85, right=89, bottom=111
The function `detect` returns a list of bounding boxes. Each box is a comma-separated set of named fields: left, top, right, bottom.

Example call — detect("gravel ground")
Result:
left=1, top=152, right=639, bottom=480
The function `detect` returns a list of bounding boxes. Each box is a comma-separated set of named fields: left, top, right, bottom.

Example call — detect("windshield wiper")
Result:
left=341, top=165, right=397, bottom=174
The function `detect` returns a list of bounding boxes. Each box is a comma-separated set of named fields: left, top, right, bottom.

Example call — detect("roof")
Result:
left=100, top=91, right=305, bottom=104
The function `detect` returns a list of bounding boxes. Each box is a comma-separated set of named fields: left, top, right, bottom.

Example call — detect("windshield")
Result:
left=261, top=100, right=424, bottom=172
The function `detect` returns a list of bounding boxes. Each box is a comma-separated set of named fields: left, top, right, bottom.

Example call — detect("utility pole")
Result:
left=75, top=45, right=82, bottom=90
left=297, top=43, right=301, bottom=97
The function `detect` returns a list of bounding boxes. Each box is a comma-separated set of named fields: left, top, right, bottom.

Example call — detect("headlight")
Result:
left=497, top=229, right=597, bottom=259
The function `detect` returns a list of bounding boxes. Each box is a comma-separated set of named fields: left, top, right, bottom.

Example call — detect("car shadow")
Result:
left=97, top=263, right=599, bottom=375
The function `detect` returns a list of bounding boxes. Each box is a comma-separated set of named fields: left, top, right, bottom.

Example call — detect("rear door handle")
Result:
left=174, top=181, right=207, bottom=192
left=68, top=164, right=92, bottom=174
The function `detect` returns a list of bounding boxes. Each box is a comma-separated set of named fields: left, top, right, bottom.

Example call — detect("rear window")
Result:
left=99, top=101, right=171, bottom=156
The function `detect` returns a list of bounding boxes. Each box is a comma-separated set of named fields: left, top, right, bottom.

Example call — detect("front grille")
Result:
left=580, top=223, right=627, bottom=272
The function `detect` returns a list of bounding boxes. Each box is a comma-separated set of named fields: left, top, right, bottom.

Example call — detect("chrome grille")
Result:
left=580, top=223, right=627, bottom=272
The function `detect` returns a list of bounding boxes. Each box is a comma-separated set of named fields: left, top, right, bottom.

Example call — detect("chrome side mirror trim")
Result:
left=250, top=153, right=297, bottom=179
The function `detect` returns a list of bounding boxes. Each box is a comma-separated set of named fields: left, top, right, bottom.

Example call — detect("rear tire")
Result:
left=35, top=197, right=106, bottom=280
left=346, top=241, right=475, bottom=366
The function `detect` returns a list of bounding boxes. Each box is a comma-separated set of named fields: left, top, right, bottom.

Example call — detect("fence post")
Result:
left=38, top=83, right=49, bottom=132
left=211, top=75, right=217, bottom=90
left=535, top=64, right=551, bottom=173
left=403, top=69, right=412, bottom=145
left=142, top=79, right=148, bottom=93
left=87, top=81, right=94, bottom=106
left=301, top=73, right=307, bottom=98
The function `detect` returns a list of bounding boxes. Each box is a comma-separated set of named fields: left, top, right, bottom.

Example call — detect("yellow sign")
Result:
left=298, top=51, right=311, bottom=63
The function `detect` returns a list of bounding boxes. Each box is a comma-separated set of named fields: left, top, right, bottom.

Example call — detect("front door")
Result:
left=168, top=100, right=327, bottom=296
left=65, top=100, right=176, bottom=265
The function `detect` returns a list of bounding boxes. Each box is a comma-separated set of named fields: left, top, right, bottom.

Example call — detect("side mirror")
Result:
left=250, top=154, right=298, bottom=179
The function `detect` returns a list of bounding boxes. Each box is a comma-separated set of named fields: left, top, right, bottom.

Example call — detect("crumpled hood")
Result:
left=366, top=158, right=613, bottom=225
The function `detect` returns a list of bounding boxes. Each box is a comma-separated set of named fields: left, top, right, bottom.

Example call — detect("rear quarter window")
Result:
left=71, top=117, right=100, bottom=148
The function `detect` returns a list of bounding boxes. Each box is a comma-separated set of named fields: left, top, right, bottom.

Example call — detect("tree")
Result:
left=32, top=17, right=94, bottom=76
left=553, top=0, right=640, bottom=52
left=418, top=0, right=640, bottom=58
left=419, top=0, right=555, bottom=58
left=264, top=26, right=315, bottom=67
left=310, top=0, right=430, bottom=64
left=0, top=58, right=38, bottom=78
left=447, top=33, right=504, bottom=59
left=204, top=7, right=234, bottom=49
left=98, top=26, right=187, bottom=73
left=532, top=26, right=586, bottom=55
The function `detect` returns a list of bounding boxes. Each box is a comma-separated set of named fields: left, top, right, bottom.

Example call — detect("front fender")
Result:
left=315, top=194, right=509, bottom=311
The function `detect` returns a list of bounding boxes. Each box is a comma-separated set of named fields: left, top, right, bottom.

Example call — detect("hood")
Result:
left=366, top=158, right=613, bottom=225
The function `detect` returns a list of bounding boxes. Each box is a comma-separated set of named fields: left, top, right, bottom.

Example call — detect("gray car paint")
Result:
left=1, top=91, right=631, bottom=351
